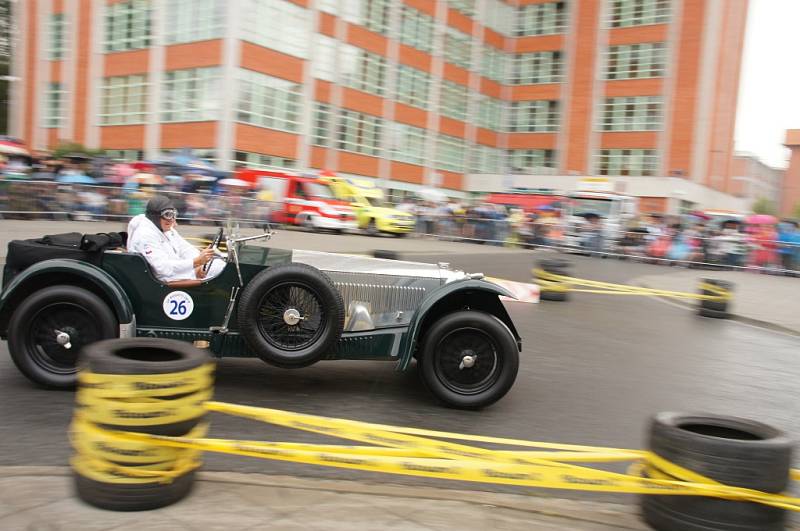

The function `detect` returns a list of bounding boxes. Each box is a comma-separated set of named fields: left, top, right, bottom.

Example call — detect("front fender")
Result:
left=0, top=259, right=134, bottom=338
left=396, top=279, right=521, bottom=371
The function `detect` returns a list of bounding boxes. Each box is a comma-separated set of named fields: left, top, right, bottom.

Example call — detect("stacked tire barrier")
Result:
left=642, top=412, right=793, bottom=531
left=697, top=279, right=734, bottom=319
left=71, top=338, right=213, bottom=511
left=535, top=258, right=572, bottom=301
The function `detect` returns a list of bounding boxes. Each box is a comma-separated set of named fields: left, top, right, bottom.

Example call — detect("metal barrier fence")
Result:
left=1, top=179, right=798, bottom=275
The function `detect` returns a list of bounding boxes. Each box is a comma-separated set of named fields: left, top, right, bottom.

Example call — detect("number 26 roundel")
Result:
left=162, top=291, right=194, bottom=321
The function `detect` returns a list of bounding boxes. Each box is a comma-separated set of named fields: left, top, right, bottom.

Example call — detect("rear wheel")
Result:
left=366, top=219, right=378, bottom=237
left=8, top=285, right=117, bottom=388
left=419, top=311, right=518, bottom=409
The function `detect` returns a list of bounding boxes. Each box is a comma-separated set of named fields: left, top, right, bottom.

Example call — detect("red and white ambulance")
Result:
left=237, top=169, right=356, bottom=232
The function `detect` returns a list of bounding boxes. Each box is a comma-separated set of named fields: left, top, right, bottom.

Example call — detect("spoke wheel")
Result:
left=8, top=285, right=118, bottom=388
left=256, top=281, right=325, bottom=351
left=434, top=327, right=499, bottom=395
left=420, top=310, right=519, bottom=410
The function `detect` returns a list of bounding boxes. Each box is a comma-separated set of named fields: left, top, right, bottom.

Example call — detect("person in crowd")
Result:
left=127, top=195, right=224, bottom=283
left=749, top=222, right=777, bottom=270
left=716, top=222, right=747, bottom=268
left=777, top=221, right=800, bottom=274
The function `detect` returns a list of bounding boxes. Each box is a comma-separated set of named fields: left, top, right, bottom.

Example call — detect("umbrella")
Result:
left=130, top=173, right=165, bottom=186
left=56, top=172, right=96, bottom=185
left=0, top=141, right=29, bottom=156
left=218, top=178, right=251, bottom=188
left=65, top=152, right=91, bottom=162
left=745, top=214, right=777, bottom=225
left=417, top=187, right=447, bottom=203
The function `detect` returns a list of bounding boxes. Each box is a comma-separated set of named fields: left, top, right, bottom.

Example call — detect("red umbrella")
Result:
left=745, top=214, right=777, bottom=225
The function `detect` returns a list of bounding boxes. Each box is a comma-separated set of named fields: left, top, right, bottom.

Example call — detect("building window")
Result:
left=336, top=109, right=384, bottom=156
left=469, top=144, right=504, bottom=174
left=444, top=27, right=472, bottom=70
left=100, top=75, right=149, bottom=125
left=340, top=45, right=387, bottom=97
left=318, top=0, right=390, bottom=34
left=609, top=0, right=670, bottom=28
left=105, top=149, right=144, bottom=161
left=234, top=151, right=297, bottom=170
left=312, top=102, right=332, bottom=147
left=104, top=0, right=152, bottom=52
left=395, top=64, right=431, bottom=109
left=165, top=0, right=225, bottom=45
left=435, top=133, right=467, bottom=173
left=313, top=35, right=337, bottom=82
left=388, top=122, right=426, bottom=166
left=160, top=67, right=221, bottom=122
left=439, top=80, right=469, bottom=121
left=508, top=149, right=557, bottom=174
left=236, top=69, right=302, bottom=133
left=606, top=42, right=666, bottom=80
left=508, top=100, right=560, bottom=132
left=241, top=0, right=311, bottom=59
left=596, top=149, right=660, bottom=176
left=47, top=13, right=67, bottom=60
left=599, top=96, right=662, bottom=131
left=511, top=51, right=563, bottom=84
left=515, top=1, right=568, bottom=37
left=400, top=6, right=434, bottom=53
left=313, top=104, right=384, bottom=157
left=476, top=95, right=504, bottom=131
left=42, top=82, right=66, bottom=128
left=482, top=0, right=514, bottom=35
left=448, top=0, right=476, bottom=17
left=480, top=46, right=506, bottom=83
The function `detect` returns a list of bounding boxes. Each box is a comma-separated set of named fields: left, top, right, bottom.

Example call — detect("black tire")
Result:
left=373, top=249, right=400, bottom=260
left=8, top=285, right=118, bottom=389
left=698, top=307, right=728, bottom=319
left=80, top=338, right=213, bottom=436
left=238, top=263, right=345, bottom=368
left=419, top=311, right=519, bottom=409
left=366, top=219, right=378, bottom=237
left=74, top=470, right=195, bottom=512
left=539, top=289, right=568, bottom=302
left=641, top=412, right=793, bottom=531
left=536, top=259, right=571, bottom=302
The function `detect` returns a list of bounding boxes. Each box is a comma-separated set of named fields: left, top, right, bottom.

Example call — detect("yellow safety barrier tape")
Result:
left=73, top=369, right=798, bottom=510
left=533, top=269, right=732, bottom=301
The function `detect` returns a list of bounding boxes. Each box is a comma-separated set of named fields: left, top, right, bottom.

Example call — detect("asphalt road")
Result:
left=1, top=226, right=798, bottom=503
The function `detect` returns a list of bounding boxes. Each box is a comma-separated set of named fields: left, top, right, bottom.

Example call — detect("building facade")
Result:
left=11, top=0, right=749, bottom=211
left=783, top=130, right=800, bottom=217
left=729, top=153, right=784, bottom=212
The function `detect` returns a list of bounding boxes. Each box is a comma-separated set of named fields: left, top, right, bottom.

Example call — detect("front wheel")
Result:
left=7, top=285, right=118, bottom=388
left=419, top=311, right=519, bottom=409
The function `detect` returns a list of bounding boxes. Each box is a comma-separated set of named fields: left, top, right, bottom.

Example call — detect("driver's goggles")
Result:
left=160, top=208, right=178, bottom=220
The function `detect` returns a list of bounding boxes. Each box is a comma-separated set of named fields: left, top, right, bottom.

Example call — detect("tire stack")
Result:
left=641, top=412, right=793, bottom=531
left=535, top=259, right=572, bottom=301
left=72, top=338, right=213, bottom=511
left=697, top=278, right=733, bottom=319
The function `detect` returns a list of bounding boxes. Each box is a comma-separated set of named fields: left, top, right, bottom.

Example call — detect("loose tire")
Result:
left=419, top=311, right=519, bottom=409
left=80, top=338, right=211, bottom=436
left=238, top=264, right=345, bottom=368
left=641, top=412, right=793, bottom=531
left=698, top=307, right=727, bottom=319
left=8, top=285, right=118, bottom=389
left=74, top=470, right=195, bottom=512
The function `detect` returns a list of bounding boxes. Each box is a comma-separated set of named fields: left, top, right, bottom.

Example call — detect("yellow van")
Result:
left=320, top=176, right=415, bottom=236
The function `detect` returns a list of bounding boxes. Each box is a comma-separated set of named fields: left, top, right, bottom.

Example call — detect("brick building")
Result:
left=783, top=130, right=800, bottom=217
left=729, top=152, right=784, bottom=212
left=11, top=0, right=750, bottom=211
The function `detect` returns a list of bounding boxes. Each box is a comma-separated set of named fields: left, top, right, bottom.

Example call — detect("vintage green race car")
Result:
left=0, top=229, right=521, bottom=408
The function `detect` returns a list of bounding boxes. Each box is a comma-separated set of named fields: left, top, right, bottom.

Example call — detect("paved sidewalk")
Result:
left=632, top=268, right=800, bottom=334
left=0, top=466, right=649, bottom=530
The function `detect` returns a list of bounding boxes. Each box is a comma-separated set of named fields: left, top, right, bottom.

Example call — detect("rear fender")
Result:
left=397, top=280, right=521, bottom=371
left=0, top=259, right=134, bottom=339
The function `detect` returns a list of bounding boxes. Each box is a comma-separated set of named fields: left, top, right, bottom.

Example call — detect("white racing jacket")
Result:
left=127, top=215, right=224, bottom=282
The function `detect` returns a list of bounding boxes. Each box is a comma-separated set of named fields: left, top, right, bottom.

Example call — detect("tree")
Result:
left=751, top=197, right=777, bottom=216
left=52, top=141, right=105, bottom=159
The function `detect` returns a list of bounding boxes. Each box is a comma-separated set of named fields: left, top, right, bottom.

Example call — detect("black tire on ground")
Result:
left=366, top=219, right=378, bottom=236
left=74, top=470, right=195, bottom=512
left=641, top=412, right=793, bottom=531
left=539, top=290, right=568, bottom=302
left=373, top=250, right=400, bottom=260
left=81, top=338, right=212, bottom=436
left=698, top=307, right=728, bottom=319
left=394, top=232, right=407, bottom=238
left=238, top=263, right=345, bottom=368
left=8, top=285, right=118, bottom=389
left=419, top=311, right=519, bottom=410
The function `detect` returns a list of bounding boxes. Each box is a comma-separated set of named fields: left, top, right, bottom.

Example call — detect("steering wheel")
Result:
left=202, top=227, right=225, bottom=274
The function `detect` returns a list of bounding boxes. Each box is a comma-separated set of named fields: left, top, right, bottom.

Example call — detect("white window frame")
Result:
left=511, top=51, right=563, bottom=85
left=508, top=100, right=560, bottom=132
left=234, top=151, right=297, bottom=170
left=395, top=64, right=431, bottom=109
left=599, top=96, right=663, bottom=131
left=435, top=133, right=467, bottom=173
left=439, top=80, right=469, bottom=121
left=42, top=82, right=67, bottom=128
left=400, top=6, right=434, bottom=53
left=515, top=1, right=568, bottom=37
left=606, top=42, right=666, bottom=80
left=47, top=13, right=67, bottom=60
left=609, top=0, right=671, bottom=28
left=104, top=0, right=152, bottom=53
left=389, top=122, right=426, bottom=166
left=236, top=69, right=303, bottom=133
left=444, top=27, right=472, bottom=70
left=100, top=74, right=149, bottom=126
left=507, top=149, right=557, bottom=174
left=595, top=149, right=660, bottom=176
left=165, top=0, right=225, bottom=45
left=240, top=0, right=311, bottom=59
left=160, top=67, right=222, bottom=123
left=340, top=45, right=387, bottom=97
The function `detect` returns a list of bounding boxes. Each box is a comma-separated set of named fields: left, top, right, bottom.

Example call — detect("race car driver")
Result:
left=127, top=195, right=225, bottom=282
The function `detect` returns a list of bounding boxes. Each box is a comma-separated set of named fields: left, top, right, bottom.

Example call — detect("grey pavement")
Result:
left=632, top=268, right=800, bottom=335
left=0, top=467, right=650, bottom=530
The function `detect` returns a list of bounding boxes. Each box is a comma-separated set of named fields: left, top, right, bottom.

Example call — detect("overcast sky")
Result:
left=734, top=0, right=800, bottom=169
